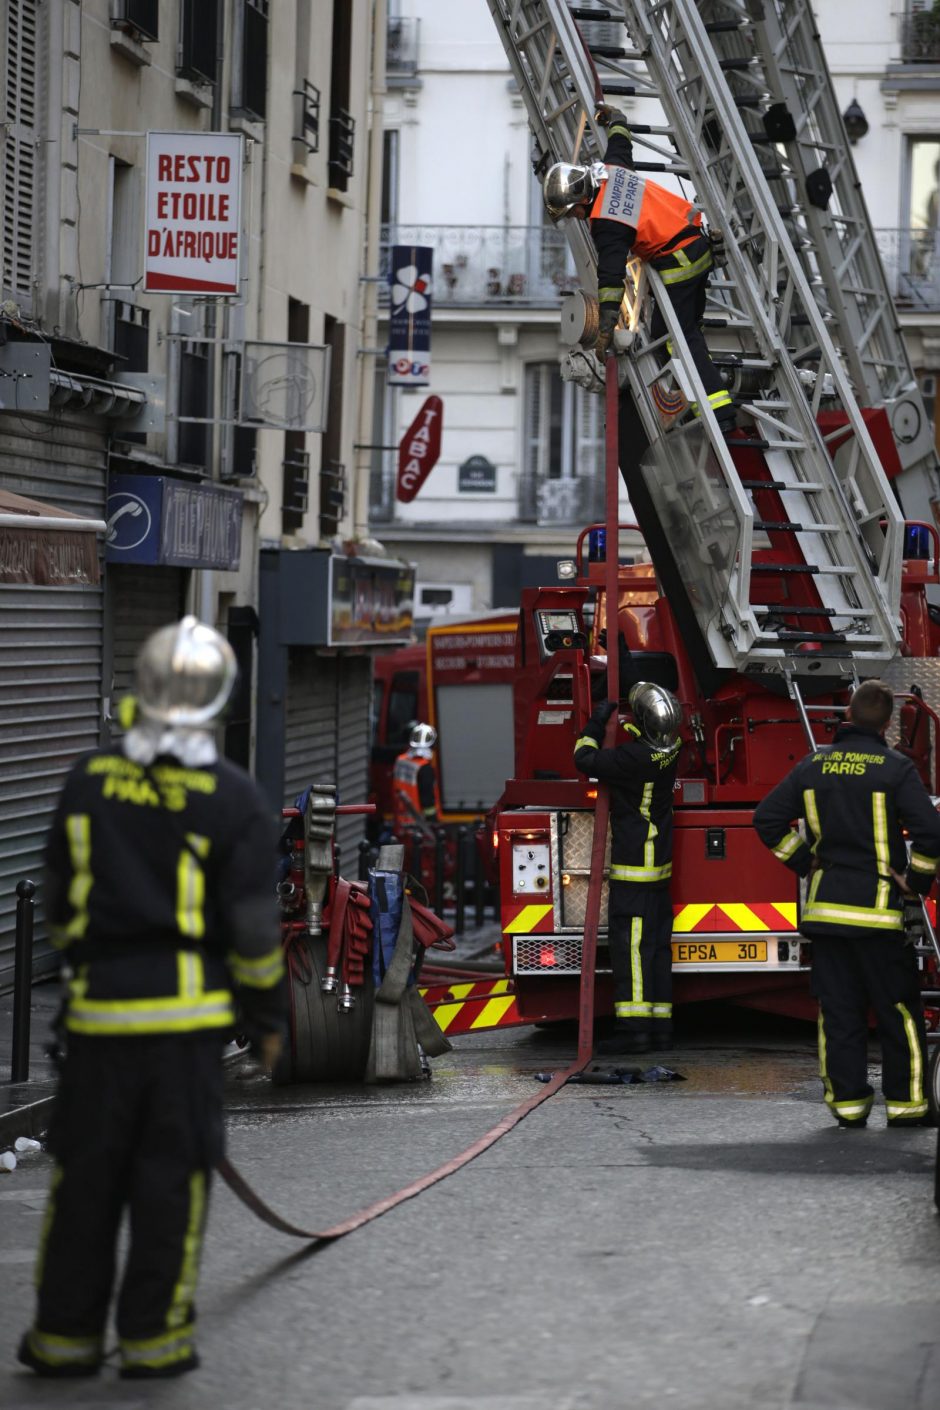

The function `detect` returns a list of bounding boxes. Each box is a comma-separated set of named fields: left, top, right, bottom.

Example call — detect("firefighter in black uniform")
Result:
left=574, top=682, right=683, bottom=1055
left=754, top=678, right=940, bottom=1129
left=542, top=107, right=735, bottom=431
left=18, top=617, right=287, bottom=1380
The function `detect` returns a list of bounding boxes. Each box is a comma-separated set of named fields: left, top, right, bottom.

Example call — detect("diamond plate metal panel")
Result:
left=882, top=656, right=940, bottom=778
left=562, top=875, right=610, bottom=930
left=559, top=809, right=611, bottom=871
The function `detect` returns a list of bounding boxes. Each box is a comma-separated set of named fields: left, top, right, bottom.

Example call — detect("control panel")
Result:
left=535, top=608, right=587, bottom=659
left=512, top=841, right=551, bottom=897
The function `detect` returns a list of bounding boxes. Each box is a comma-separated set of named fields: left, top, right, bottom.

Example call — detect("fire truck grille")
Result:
left=513, top=934, right=611, bottom=975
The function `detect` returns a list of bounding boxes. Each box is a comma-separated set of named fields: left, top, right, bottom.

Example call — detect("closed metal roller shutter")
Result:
left=109, top=565, right=188, bottom=729
left=0, top=411, right=108, bottom=987
left=283, top=651, right=373, bottom=870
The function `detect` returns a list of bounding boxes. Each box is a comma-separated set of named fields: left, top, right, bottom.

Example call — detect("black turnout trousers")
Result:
left=34, top=1033, right=224, bottom=1366
left=811, top=934, right=928, bottom=1124
left=648, top=235, right=729, bottom=411
left=608, top=883, right=674, bottom=1035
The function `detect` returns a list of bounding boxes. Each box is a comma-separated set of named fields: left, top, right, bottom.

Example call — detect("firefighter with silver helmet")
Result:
left=574, top=682, right=683, bottom=1055
left=18, top=617, right=287, bottom=1381
left=543, top=107, right=735, bottom=432
left=392, top=721, right=442, bottom=837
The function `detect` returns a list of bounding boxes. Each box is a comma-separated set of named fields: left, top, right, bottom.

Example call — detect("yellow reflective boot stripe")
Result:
left=177, top=834, right=211, bottom=940
left=121, top=1324, right=196, bottom=1369
left=166, top=1170, right=206, bottom=1331
left=872, top=792, right=890, bottom=911
left=229, top=945, right=285, bottom=990
left=27, top=1327, right=102, bottom=1367
left=818, top=1008, right=834, bottom=1107
left=64, top=814, right=92, bottom=940
left=651, top=1002, right=672, bottom=1018
left=34, top=1165, right=63, bottom=1290
left=615, top=1000, right=653, bottom=1018
left=896, top=1002, right=924, bottom=1106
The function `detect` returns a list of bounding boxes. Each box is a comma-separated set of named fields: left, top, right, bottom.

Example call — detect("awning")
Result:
left=0, top=489, right=106, bottom=586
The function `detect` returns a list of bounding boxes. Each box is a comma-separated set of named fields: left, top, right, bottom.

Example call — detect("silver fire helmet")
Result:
left=135, top=615, right=237, bottom=729
left=409, top=722, right=437, bottom=754
left=542, top=161, right=606, bottom=221
left=628, top=681, right=683, bottom=751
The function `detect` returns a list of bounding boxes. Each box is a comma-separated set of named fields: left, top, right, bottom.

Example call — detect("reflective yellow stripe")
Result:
left=469, top=996, right=516, bottom=1029
left=909, top=850, right=940, bottom=874
left=672, top=903, right=712, bottom=932
left=608, top=123, right=632, bottom=140
left=872, top=792, right=890, bottom=911
left=597, top=286, right=625, bottom=301
left=818, top=1008, right=833, bottom=1105
left=177, top=950, right=205, bottom=1003
left=630, top=915, right=643, bottom=1004
left=176, top=834, right=210, bottom=940
left=773, top=902, right=798, bottom=927
left=638, top=781, right=657, bottom=870
left=610, top=862, right=672, bottom=882
left=772, top=831, right=803, bottom=862
left=167, top=1171, right=206, bottom=1331
left=896, top=1002, right=924, bottom=1106
left=27, top=1327, right=102, bottom=1367
left=504, top=903, right=553, bottom=934
left=691, top=389, right=733, bottom=417
left=719, top=903, right=769, bottom=931
left=34, top=1165, right=63, bottom=1290
left=64, top=814, right=92, bottom=940
left=651, top=1002, right=672, bottom=1018
left=830, top=1098, right=872, bottom=1120
left=659, top=248, right=712, bottom=283
left=803, top=789, right=822, bottom=850
left=615, top=1000, right=653, bottom=1018
left=885, top=1099, right=929, bottom=1119
left=574, top=734, right=599, bottom=752
left=802, top=900, right=903, bottom=930
left=121, top=1325, right=196, bottom=1369
left=229, top=946, right=285, bottom=990
left=66, top=988, right=235, bottom=1035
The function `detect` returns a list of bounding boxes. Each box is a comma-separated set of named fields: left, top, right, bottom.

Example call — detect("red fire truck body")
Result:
left=495, top=414, right=940, bottom=1025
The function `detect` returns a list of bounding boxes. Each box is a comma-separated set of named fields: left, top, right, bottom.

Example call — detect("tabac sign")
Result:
left=144, top=131, right=243, bottom=295
left=396, top=395, right=443, bottom=503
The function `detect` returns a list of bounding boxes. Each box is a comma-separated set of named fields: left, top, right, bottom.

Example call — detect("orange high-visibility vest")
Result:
left=590, top=166, right=701, bottom=261
left=392, top=750, right=441, bottom=832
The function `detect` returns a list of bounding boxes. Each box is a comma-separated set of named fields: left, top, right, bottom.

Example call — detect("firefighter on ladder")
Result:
left=542, top=106, right=736, bottom=434
left=18, top=617, right=287, bottom=1380
left=754, top=679, right=940, bottom=1129
left=574, top=683, right=683, bottom=1055
left=392, top=722, right=441, bottom=839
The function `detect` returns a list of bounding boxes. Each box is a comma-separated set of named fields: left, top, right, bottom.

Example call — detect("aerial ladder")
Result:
left=484, top=0, right=913, bottom=687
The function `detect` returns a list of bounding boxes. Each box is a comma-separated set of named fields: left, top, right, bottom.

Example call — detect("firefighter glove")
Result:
left=594, top=304, right=620, bottom=359
left=590, top=700, right=618, bottom=728
left=595, top=104, right=628, bottom=131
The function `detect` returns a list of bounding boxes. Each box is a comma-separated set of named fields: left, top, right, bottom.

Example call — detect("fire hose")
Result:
left=217, top=358, right=621, bottom=1242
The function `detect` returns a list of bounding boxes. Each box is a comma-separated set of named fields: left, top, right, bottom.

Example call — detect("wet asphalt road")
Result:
left=1, top=1009, right=939, bottom=1410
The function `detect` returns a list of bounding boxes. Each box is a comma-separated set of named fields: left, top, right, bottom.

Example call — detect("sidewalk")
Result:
left=0, top=915, right=504, bottom=1152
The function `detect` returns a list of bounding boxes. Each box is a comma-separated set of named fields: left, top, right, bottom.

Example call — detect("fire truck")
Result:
left=485, top=1, right=940, bottom=1037
left=370, top=611, right=518, bottom=831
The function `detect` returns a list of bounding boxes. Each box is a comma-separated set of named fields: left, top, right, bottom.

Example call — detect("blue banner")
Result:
left=387, top=244, right=432, bottom=387
left=106, top=473, right=242, bottom=570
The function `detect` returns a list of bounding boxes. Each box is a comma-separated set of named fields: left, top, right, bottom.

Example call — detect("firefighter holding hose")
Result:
left=18, top=617, right=287, bottom=1380
left=574, top=682, right=683, bottom=1055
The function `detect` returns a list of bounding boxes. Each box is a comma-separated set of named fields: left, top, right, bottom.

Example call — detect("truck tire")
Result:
left=284, top=936, right=375, bottom=1083
left=929, top=1043, right=940, bottom=1125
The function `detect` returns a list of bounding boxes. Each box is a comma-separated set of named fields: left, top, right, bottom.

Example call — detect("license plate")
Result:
left=672, top=940, right=768, bottom=964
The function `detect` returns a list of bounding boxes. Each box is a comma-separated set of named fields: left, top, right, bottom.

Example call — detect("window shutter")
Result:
left=2, top=0, right=38, bottom=306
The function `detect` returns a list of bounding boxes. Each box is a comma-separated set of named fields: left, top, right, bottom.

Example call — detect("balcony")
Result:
left=900, top=7, right=940, bottom=63
left=875, top=228, right=940, bottom=312
left=387, top=16, right=419, bottom=80
left=517, top=473, right=605, bottom=527
left=379, top=225, right=578, bottom=308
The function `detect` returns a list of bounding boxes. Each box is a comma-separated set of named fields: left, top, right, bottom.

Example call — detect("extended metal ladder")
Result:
left=485, top=0, right=905, bottom=679
left=696, top=0, right=940, bottom=525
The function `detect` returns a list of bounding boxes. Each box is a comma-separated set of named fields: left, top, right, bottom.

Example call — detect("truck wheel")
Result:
left=929, top=1044, right=940, bottom=1124
left=287, top=936, right=375, bottom=1083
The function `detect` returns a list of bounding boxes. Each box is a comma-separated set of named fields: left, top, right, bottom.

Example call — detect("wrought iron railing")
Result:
left=380, top=225, right=577, bottom=307
left=875, top=228, right=940, bottom=311
left=517, top=471, right=605, bottom=526
left=900, top=8, right=940, bottom=63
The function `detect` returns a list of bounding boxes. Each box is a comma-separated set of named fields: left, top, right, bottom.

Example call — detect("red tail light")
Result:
left=539, top=945, right=557, bottom=968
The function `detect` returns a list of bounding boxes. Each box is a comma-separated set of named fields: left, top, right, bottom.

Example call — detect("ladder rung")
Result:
left=569, top=6, right=615, bottom=18
left=705, top=20, right=747, bottom=33
left=588, top=45, right=627, bottom=59
left=751, top=563, right=858, bottom=576
left=755, top=607, right=842, bottom=618
left=719, top=58, right=753, bottom=71
left=758, top=632, right=851, bottom=644
left=600, top=83, right=636, bottom=96
left=739, top=480, right=824, bottom=492
left=754, top=521, right=834, bottom=533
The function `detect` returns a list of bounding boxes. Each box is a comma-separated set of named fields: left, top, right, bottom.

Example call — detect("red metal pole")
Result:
left=577, top=354, right=621, bottom=1063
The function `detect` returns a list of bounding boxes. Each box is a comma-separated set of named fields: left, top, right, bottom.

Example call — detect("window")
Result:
left=1, top=0, right=38, bottom=306
left=382, top=130, right=399, bottom=227
left=903, top=137, right=940, bottom=307
left=179, top=0, right=218, bottom=82
left=329, top=0, right=354, bottom=190
left=234, top=0, right=269, bottom=121
left=112, top=0, right=159, bottom=42
left=177, top=341, right=210, bottom=469
left=282, top=298, right=310, bottom=536
left=321, top=316, right=346, bottom=536
left=294, top=79, right=321, bottom=154
left=114, top=301, right=149, bottom=372
left=521, top=363, right=604, bottom=523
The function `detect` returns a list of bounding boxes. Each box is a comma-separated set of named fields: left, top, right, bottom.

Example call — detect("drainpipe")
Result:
left=352, top=0, right=388, bottom=541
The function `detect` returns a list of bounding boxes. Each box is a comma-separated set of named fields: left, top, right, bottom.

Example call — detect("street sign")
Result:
left=144, top=131, right=243, bottom=295
left=396, top=395, right=443, bottom=503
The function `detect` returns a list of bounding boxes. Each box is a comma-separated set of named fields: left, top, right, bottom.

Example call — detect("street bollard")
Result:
left=473, top=827, right=485, bottom=928
left=358, top=837, right=372, bottom=883
left=11, top=879, right=36, bottom=1084
left=454, top=825, right=468, bottom=936
left=434, top=827, right=446, bottom=917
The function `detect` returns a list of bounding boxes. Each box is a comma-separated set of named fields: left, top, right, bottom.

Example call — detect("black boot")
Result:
left=595, top=1026, right=651, bottom=1056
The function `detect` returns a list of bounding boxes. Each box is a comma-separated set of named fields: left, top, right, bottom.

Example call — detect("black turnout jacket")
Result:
left=574, top=716, right=680, bottom=888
